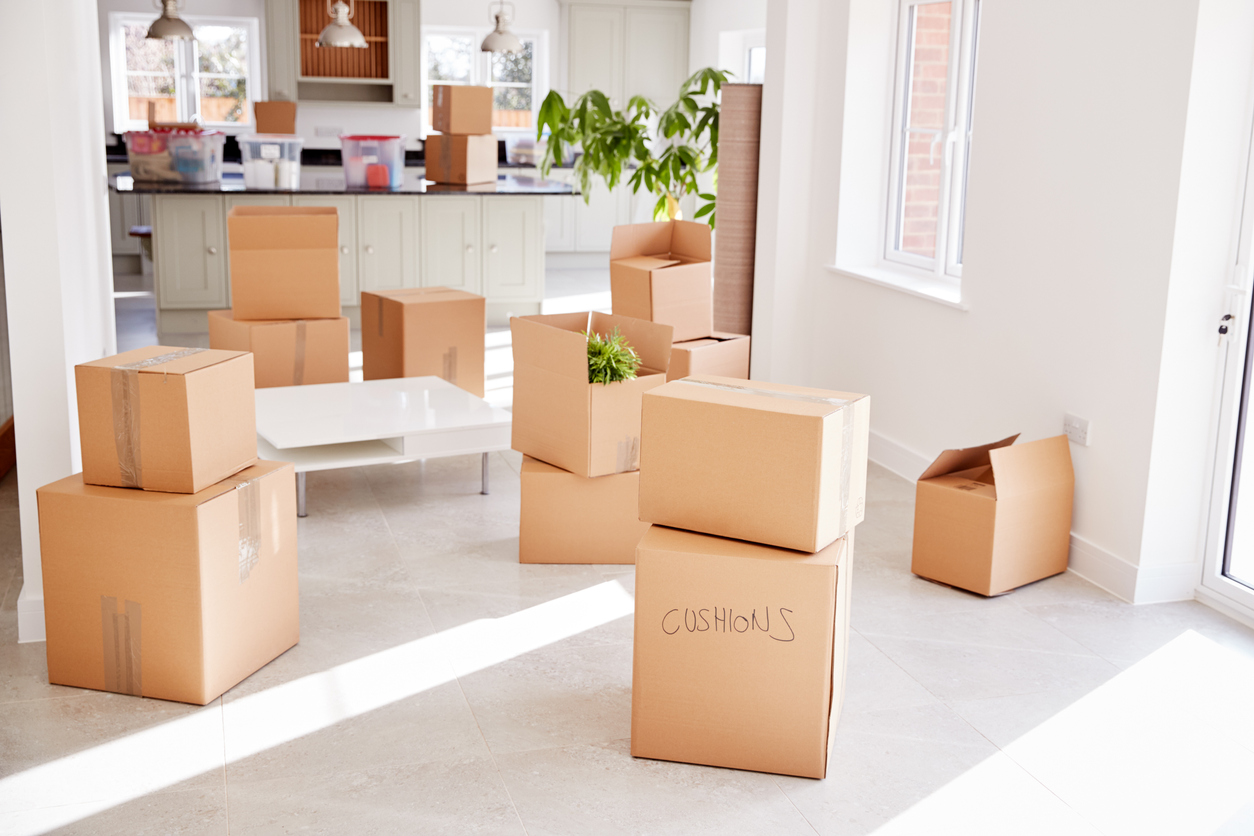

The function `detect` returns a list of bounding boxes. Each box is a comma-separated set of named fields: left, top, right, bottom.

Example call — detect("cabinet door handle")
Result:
left=465, top=244, right=474, bottom=253
left=489, top=245, right=498, bottom=254
left=207, top=246, right=218, bottom=255
left=341, top=246, right=349, bottom=254
left=403, top=92, right=414, bottom=99
left=365, top=245, right=375, bottom=254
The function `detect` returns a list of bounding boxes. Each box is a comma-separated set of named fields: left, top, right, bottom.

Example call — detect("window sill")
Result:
left=826, top=263, right=969, bottom=311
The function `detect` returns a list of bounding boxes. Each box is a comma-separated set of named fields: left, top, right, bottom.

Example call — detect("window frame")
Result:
left=883, top=0, right=980, bottom=280
left=419, top=25, right=549, bottom=138
left=108, top=12, right=262, bottom=135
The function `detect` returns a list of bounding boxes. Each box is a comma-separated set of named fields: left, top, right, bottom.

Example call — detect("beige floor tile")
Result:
left=37, top=780, right=228, bottom=836
left=496, top=739, right=820, bottom=836
left=840, top=631, right=943, bottom=716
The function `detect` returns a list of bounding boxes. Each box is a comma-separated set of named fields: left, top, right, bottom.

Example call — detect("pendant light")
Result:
left=480, top=1, right=523, bottom=54
left=146, top=0, right=194, bottom=40
left=316, top=0, right=368, bottom=49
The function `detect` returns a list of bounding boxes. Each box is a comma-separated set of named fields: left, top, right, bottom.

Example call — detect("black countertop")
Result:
left=110, top=171, right=578, bottom=196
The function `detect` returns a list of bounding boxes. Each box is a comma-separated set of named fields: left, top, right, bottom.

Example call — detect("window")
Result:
left=422, top=28, right=547, bottom=135
left=109, top=13, right=261, bottom=134
left=886, top=0, right=980, bottom=277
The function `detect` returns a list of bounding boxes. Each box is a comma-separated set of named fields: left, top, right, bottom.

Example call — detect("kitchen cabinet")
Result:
left=624, top=8, right=690, bottom=106
left=265, top=0, right=299, bottom=101
left=568, top=5, right=625, bottom=105
left=421, top=198, right=482, bottom=294
left=392, top=0, right=423, bottom=108
left=545, top=191, right=577, bottom=252
left=483, top=197, right=543, bottom=301
left=152, top=195, right=228, bottom=309
left=106, top=164, right=148, bottom=257
left=293, top=195, right=359, bottom=308
left=575, top=180, right=631, bottom=252
left=357, top=195, right=419, bottom=297
left=565, top=2, right=689, bottom=108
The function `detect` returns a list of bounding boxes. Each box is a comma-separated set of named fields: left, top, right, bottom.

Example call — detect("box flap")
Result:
left=918, top=434, right=1020, bottom=482
left=227, top=206, right=338, bottom=251
left=988, top=435, right=1074, bottom=498
left=614, top=255, right=682, bottom=272
left=674, top=339, right=720, bottom=349
left=610, top=221, right=675, bottom=261
left=588, top=311, right=674, bottom=373
left=79, top=345, right=246, bottom=376
left=366, top=287, right=484, bottom=305
left=510, top=312, right=593, bottom=380
left=670, top=220, right=712, bottom=261
left=640, top=524, right=841, bottom=566
left=655, top=374, right=864, bottom=418
left=37, top=460, right=288, bottom=507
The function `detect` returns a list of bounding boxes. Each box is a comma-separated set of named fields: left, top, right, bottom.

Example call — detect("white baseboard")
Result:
left=1134, top=561, right=1202, bottom=604
left=867, top=429, right=931, bottom=482
left=1067, top=534, right=1139, bottom=603
left=17, top=584, right=44, bottom=643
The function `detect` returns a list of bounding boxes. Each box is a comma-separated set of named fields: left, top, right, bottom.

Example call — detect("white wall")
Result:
left=688, top=0, right=766, bottom=75
left=1, top=0, right=117, bottom=642
left=755, top=0, right=1248, bottom=602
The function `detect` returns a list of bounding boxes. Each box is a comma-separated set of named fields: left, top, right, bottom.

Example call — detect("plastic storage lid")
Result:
left=238, top=134, right=306, bottom=143
left=340, top=135, right=405, bottom=141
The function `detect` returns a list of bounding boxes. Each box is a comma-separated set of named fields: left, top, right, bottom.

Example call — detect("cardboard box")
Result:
left=208, top=310, right=349, bottom=389
left=76, top=346, right=258, bottom=494
left=227, top=206, right=341, bottom=320
left=911, top=434, right=1074, bottom=596
left=361, top=287, right=486, bottom=397
left=254, top=101, right=296, bottom=134
left=423, top=134, right=498, bottom=185
left=638, top=375, right=870, bottom=553
left=667, top=332, right=750, bottom=381
left=511, top=311, right=673, bottom=478
left=37, top=460, right=299, bottom=706
left=610, top=220, right=713, bottom=342
left=431, top=84, right=493, bottom=135
left=631, top=525, right=852, bottom=778
left=519, top=456, right=649, bottom=564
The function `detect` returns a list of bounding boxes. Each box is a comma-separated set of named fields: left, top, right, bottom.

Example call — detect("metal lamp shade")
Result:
left=147, top=0, right=194, bottom=40
left=480, top=13, right=523, bottom=53
left=316, top=0, right=369, bottom=48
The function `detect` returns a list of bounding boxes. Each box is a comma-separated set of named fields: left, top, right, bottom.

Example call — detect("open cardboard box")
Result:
left=610, top=220, right=713, bottom=342
left=208, top=310, right=349, bottom=389
left=639, top=375, right=870, bottom=553
left=37, top=461, right=299, bottom=705
left=631, top=525, right=853, bottom=779
left=667, top=332, right=750, bottom=381
left=227, top=205, right=341, bottom=320
left=361, top=287, right=486, bottom=397
left=519, top=456, right=649, bottom=564
left=511, top=312, right=673, bottom=478
left=911, top=434, right=1074, bottom=596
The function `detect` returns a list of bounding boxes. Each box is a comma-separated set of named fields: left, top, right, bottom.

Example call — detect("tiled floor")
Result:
left=2, top=268, right=1252, bottom=833
left=3, top=459, right=1254, bottom=834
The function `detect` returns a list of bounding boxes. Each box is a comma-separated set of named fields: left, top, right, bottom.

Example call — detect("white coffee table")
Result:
left=255, top=377, right=512, bottom=516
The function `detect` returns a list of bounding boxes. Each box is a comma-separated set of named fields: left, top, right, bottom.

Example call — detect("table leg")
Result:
left=481, top=452, right=490, bottom=495
left=297, top=471, right=307, bottom=518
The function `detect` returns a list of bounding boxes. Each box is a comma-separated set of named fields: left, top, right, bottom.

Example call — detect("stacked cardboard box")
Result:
left=631, top=375, right=871, bottom=778
left=37, top=346, right=299, bottom=705
left=426, top=85, right=498, bottom=186
left=361, top=287, right=487, bottom=397
left=610, top=220, right=751, bottom=380
left=511, top=312, right=672, bottom=564
left=208, top=206, right=350, bottom=388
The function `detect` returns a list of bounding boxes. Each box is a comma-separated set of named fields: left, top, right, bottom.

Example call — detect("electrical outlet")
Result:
left=1063, top=413, right=1092, bottom=447
left=315, top=126, right=343, bottom=138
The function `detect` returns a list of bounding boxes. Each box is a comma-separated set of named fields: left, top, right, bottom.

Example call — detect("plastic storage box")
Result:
left=124, top=130, right=225, bottom=183
left=239, top=134, right=305, bottom=189
left=340, top=135, right=405, bottom=189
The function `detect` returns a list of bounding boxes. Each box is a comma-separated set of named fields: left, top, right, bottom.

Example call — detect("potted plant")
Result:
left=536, top=67, right=731, bottom=227
left=585, top=327, right=641, bottom=384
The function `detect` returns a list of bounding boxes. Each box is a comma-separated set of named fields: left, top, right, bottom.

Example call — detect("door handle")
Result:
left=489, top=245, right=498, bottom=254
left=365, top=245, right=375, bottom=254
left=207, top=246, right=217, bottom=255
left=465, top=244, right=474, bottom=253
left=341, top=246, right=349, bottom=254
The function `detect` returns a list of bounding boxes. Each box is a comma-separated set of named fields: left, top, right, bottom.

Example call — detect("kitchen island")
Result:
left=112, top=170, right=578, bottom=332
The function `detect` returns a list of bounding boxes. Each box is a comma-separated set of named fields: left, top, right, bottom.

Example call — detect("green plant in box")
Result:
left=585, top=327, right=641, bottom=384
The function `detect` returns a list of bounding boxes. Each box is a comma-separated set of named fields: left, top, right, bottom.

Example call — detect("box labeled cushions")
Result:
left=76, top=346, right=257, bottom=494
left=610, top=220, right=713, bottom=342
left=431, top=84, right=493, bottom=135
left=37, top=461, right=299, bottom=706
left=511, top=312, right=673, bottom=478
left=423, top=134, right=498, bottom=185
left=361, top=287, right=486, bottom=397
left=519, top=456, right=649, bottom=564
left=639, top=375, right=870, bottom=553
left=208, top=310, right=349, bottom=389
left=631, top=525, right=852, bottom=779
left=912, top=434, right=1074, bottom=596
left=667, top=333, right=750, bottom=381
left=227, top=206, right=340, bottom=320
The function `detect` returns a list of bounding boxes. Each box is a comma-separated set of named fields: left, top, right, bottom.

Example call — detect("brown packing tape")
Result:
left=443, top=346, right=458, bottom=385
left=674, top=377, right=857, bottom=537
left=228, top=473, right=264, bottom=582
left=377, top=295, right=385, bottom=338
left=101, top=596, right=142, bottom=696
left=616, top=435, right=640, bottom=473
left=109, top=347, right=208, bottom=487
left=440, top=137, right=452, bottom=178
left=293, top=321, right=307, bottom=386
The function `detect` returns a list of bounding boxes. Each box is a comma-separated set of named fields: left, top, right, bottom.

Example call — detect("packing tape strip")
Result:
left=229, top=474, right=263, bottom=583
left=439, top=137, right=453, bottom=178
left=674, top=377, right=857, bottom=536
left=293, top=320, right=307, bottom=386
left=110, top=347, right=207, bottom=487
left=616, top=435, right=640, bottom=473
left=101, top=596, right=142, bottom=696
left=377, top=295, right=385, bottom=338
left=443, top=345, right=458, bottom=385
